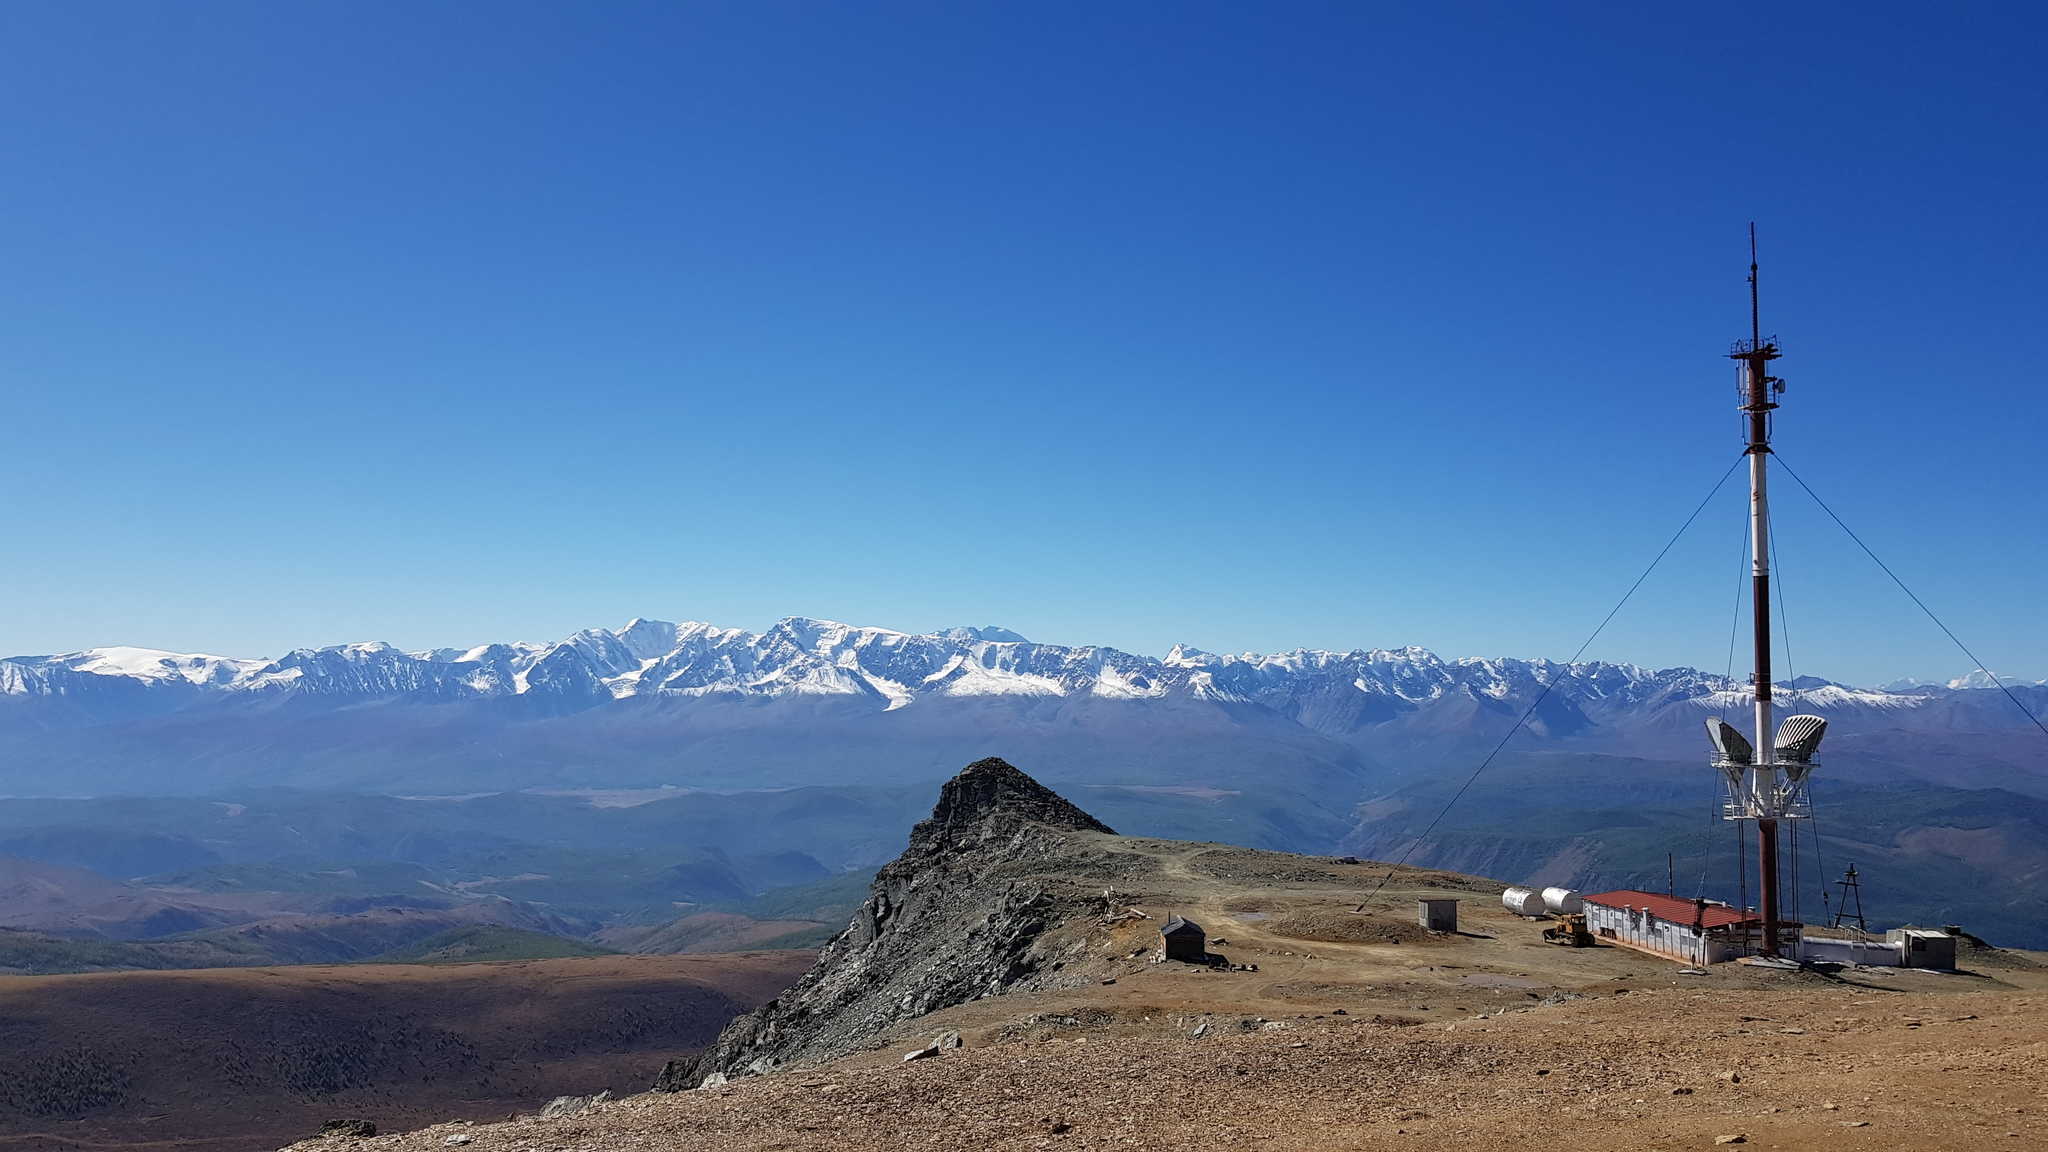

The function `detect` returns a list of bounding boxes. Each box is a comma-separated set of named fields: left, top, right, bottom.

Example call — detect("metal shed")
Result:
left=1417, top=898, right=1459, bottom=932
left=1890, top=928, right=1957, bottom=970
left=1159, top=916, right=1207, bottom=962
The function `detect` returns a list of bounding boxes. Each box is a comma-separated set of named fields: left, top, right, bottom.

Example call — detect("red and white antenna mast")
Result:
left=1704, top=226, right=1825, bottom=959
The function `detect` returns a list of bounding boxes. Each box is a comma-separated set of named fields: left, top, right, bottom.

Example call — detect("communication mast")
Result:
left=1703, top=226, right=1828, bottom=959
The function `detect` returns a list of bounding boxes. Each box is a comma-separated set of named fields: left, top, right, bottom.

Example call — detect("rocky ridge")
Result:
left=658, top=758, right=1125, bottom=1088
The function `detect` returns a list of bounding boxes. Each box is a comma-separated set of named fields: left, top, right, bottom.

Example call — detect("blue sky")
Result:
left=0, top=2, right=2041, bottom=685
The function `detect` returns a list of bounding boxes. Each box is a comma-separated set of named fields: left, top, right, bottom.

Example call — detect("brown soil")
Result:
left=595, top=911, right=830, bottom=954
left=315, top=971, right=2048, bottom=1152
left=0, top=951, right=813, bottom=1152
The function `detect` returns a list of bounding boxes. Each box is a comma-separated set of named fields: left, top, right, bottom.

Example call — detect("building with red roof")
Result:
left=1578, top=889, right=1798, bottom=965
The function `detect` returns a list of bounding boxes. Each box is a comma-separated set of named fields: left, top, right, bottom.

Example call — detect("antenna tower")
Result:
left=1830, top=864, right=1868, bottom=934
left=1704, top=225, right=1819, bottom=959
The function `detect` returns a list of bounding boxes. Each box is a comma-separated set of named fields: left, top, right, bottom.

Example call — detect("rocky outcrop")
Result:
left=656, top=758, right=1121, bottom=1088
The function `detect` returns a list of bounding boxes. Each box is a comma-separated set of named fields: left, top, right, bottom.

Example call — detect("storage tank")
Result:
left=1501, top=887, right=1546, bottom=917
left=1542, top=887, right=1583, bottom=914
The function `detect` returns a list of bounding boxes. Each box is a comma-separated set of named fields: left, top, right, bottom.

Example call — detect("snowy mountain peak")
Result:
left=942, top=625, right=1029, bottom=643
left=0, top=616, right=1958, bottom=732
left=67, top=646, right=263, bottom=686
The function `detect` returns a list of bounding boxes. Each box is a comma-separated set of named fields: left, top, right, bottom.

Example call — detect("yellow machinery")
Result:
left=1542, top=912, right=1594, bottom=947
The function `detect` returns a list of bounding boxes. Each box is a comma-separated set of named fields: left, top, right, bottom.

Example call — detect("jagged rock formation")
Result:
left=657, top=758, right=1123, bottom=1088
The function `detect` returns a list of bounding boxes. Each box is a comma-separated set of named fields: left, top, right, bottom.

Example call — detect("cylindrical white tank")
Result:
left=1501, top=887, right=1545, bottom=917
left=1542, top=887, right=1583, bottom=914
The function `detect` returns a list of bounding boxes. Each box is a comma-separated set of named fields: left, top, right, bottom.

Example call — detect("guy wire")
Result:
left=1775, top=455, right=2048, bottom=742
left=1361, top=452, right=1748, bottom=905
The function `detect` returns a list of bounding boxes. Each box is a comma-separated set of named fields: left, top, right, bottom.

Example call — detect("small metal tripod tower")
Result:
left=1830, top=864, right=1868, bottom=933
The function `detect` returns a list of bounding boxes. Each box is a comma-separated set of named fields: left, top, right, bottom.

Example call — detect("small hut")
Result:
left=1159, top=916, right=1206, bottom=962
left=1417, top=898, right=1459, bottom=933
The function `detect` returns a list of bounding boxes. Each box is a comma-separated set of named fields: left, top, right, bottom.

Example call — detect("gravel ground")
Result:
left=309, top=984, right=2046, bottom=1152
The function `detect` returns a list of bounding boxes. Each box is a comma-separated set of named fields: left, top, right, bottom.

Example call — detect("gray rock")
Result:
left=663, top=758, right=1118, bottom=1087
left=933, top=1030, right=963, bottom=1049
left=540, top=1091, right=612, bottom=1119
left=320, top=1120, right=377, bottom=1139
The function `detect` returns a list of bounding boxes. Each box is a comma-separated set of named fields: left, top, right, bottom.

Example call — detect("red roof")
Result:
left=1579, top=889, right=1759, bottom=929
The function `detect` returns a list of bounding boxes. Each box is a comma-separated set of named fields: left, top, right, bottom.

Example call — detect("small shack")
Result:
left=1159, top=916, right=1206, bottom=962
left=1417, top=898, right=1459, bottom=932
left=1891, top=928, right=1957, bottom=970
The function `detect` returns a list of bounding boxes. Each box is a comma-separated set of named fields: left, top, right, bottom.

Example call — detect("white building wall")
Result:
left=1584, top=902, right=1719, bottom=965
left=1799, top=937, right=1900, bottom=967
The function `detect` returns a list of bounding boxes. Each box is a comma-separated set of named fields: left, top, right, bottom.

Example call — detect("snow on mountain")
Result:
left=0, top=616, right=1935, bottom=724
left=61, top=647, right=264, bottom=686
left=1945, top=669, right=2048, bottom=690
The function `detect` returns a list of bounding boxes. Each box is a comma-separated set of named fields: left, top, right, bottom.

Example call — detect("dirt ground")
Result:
left=295, top=839, right=2048, bottom=1151
left=342, top=983, right=2048, bottom=1151
left=0, top=951, right=814, bottom=1152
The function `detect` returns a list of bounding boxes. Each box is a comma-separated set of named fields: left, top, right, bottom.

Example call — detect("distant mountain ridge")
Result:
left=2, top=619, right=2045, bottom=948
left=0, top=615, right=1989, bottom=725
left=2, top=615, right=2044, bottom=832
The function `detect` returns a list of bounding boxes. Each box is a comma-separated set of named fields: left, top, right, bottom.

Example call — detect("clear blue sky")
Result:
left=0, top=2, right=2041, bottom=685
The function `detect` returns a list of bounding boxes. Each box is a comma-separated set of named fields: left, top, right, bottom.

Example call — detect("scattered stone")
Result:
left=698, top=1072, right=729, bottom=1089
left=1779, top=1027, right=1806, bottom=1034
left=1100, top=978, right=1116, bottom=984
left=1048, top=1122, right=1072, bottom=1134
left=1192, top=1021, right=1209, bottom=1037
left=1843, top=1121, right=1869, bottom=1128
left=443, top=1136, right=472, bottom=1147
left=903, top=1044, right=940, bottom=1061
left=320, top=1120, right=377, bottom=1139
left=1823, top=1103, right=1839, bottom=1111
left=1671, top=1087, right=1693, bottom=1095
left=1715, top=1135, right=1747, bottom=1144
left=1332, top=1008, right=1347, bottom=1015
left=933, top=1031, right=963, bottom=1049
left=1718, top=1070, right=1742, bottom=1083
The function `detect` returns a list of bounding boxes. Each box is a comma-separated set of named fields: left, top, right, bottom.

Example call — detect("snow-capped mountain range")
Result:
left=2, top=616, right=2041, bottom=804
left=0, top=616, right=1944, bottom=718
